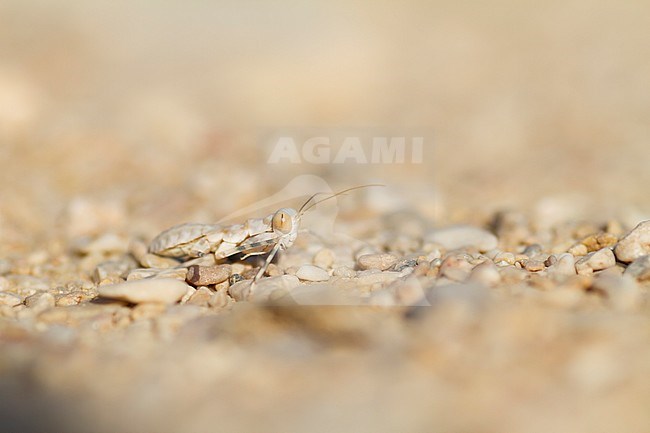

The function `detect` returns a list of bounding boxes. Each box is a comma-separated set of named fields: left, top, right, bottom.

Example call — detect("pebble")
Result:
left=313, top=248, right=335, bottom=269
left=546, top=253, right=576, bottom=276
left=575, top=248, right=616, bottom=275
left=624, top=255, right=650, bottom=281
left=591, top=275, right=640, bottom=311
left=186, top=264, right=231, bottom=286
left=333, top=266, right=356, bottom=278
left=208, top=286, right=232, bottom=309
left=186, top=286, right=213, bottom=307
left=357, top=253, right=398, bottom=271
left=468, top=260, right=501, bottom=286
left=614, top=220, right=650, bottom=263
left=296, top=265, right=330, bottom=282
left=94, top=259, right=136, bottom=282
left=98, top=278, right=190, bottom=304
left=425, top=225, right=498, bottom=252
left=139, top=253, right=181, bottom=269
left=24, top=292, right=55, bottom=311
left=0, top=292, right=22, bottom=307
left=523, top=259, right=545, bottom=272
left=438, top=255, right=474, bottom=282
left=356, top=270, right=402, bottom=287
left=229, top=275, right=301, bottom=302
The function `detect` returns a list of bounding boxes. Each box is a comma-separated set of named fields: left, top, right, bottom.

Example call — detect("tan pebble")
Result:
left=296, top=265, right=330, bottom=282
left=333, top=266, right=356, bottom=278
left=180, top=286, right=196, bottom=304
left=186, top=264, right=231, bottom=286
left=55, top=291, right=87, bottom=307
left=313, top=248, right=335, bottom=268
left=265, top=263, right=282, bottom=277
left=524, top=259, right=545, bottom=272
left=0, top=292, right=22, bottom=307
left=582, top=232, right=618, bottom=252
left=499, top=266, right=528, bottom=284
left=439, top=255, right=473, bottom=282
left=469, top=261, right=501, bottom=286
left=575, top=248, right=616, bottom=275
left=94, top=259, right=135, bottom=283
left=230, top=263, right=248, bottom=275
left=139, top=253, right=180, bottom=269
left=128, top=239, right=149, bottom=264
left=186, top=286, right=213, bottom=307
left=98, top=276, right=124, bottom=286
left=208, top=286, right=232, bottom=309
left=356, top=270, right=402, bottom=287
left=614, top=220, right=650, bottom=263
left=568, top=243, right=589, bottom=256
left=228, top=280, right=252, bottom=301
left=357, top=253, right=398, bottom=271
left=98, top=278, right=190, bottom=304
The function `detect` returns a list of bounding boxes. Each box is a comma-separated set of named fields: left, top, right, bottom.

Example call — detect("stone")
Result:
left=313, top=248, right=335, bottom=269
left=468, top=261, right=501, bottom=286
left=332, top=266, right=356, bottom=278
left=439, top=255, right=474, bottom=282
left=296, top=265, right=330, bottom=282
left=425, top=225, right=498, bottom=252
left=356, top=253, right=398, bottom=271
left=24, top=292, right=55, bottom=311
left=186, top=264, right=231, bottom=286
left=186, top=286, right=213, bottom=307
left=623, top=255, right=650, bottom=281
left=0, top=292, right=22, bottom=307
left=523, top=259, right=545, bottom=272
left=614, top=220, right=650, bottom=263
left=546, top=253, right=576, bottom=276
left=98, top=278, right=190, bottom=304
left=575, top=248, right=616, bottom=275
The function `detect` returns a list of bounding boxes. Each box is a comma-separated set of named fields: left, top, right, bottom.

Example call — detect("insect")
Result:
left=149, top=185, right=380, bottom=285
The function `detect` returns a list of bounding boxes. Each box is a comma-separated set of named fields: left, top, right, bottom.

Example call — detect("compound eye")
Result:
left=272, top=210, right=293, bottom=234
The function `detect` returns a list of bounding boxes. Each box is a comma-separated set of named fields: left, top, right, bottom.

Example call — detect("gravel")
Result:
left=98, top=278, right=191, bottom=304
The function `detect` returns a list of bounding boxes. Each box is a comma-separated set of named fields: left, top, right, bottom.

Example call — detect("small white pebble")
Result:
left=296, top=265, right=330, bottom=282
left=98, top=278, right=190, bottom=304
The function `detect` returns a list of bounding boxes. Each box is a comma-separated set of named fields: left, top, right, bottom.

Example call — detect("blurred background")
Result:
left=1, top=0, right=649, bottom=243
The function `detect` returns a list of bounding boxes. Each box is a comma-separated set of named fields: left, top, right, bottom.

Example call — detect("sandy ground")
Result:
left=1, top=1, right=650, bottom=432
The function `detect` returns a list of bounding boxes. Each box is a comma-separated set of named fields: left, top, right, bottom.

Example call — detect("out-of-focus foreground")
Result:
left=1, top=1, right=650, bottom=432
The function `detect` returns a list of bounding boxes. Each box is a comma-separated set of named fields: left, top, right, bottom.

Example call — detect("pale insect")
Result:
left=149, top=185, right=379, bottom=283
